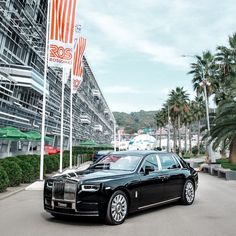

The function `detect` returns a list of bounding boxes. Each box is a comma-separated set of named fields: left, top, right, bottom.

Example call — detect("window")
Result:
left=159, top=154, right=181, bottom=170
left=140, top=154, right=159, bottom=172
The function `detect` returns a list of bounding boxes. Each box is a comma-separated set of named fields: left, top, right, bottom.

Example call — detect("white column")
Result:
left=69, top=75, right=73, bottom=169
left=59, top=70, right=65, bottom=173
left=40, top=0, right=51, bottom=181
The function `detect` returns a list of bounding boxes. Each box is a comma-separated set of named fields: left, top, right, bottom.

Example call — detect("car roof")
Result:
left=112, top=150, right=169, bottom=156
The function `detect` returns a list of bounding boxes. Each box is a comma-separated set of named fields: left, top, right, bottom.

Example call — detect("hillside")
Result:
left=113, top=110, right=157, bottom=134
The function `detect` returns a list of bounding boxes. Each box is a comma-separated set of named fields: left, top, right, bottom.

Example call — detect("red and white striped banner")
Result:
left=72, top=37, right=87, bottom=94
left=48, top=0, right=77, bottom=68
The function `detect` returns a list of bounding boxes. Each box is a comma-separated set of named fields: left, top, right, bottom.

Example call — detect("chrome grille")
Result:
left=64, top=183, right=76, bottom=200
left=53, top=182, right=65, bottom=200
left=53, top=182, right=76, bottom=201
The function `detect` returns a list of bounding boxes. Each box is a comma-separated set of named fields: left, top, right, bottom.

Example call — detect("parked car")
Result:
left=44, top=150, right=198, bottom=225
left=44, top=145, right=60, bottom=155
left=93, top=150, right=113, bottom=162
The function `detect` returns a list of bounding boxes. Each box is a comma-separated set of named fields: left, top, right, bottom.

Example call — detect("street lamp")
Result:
left=182, top=54, right=215, bottom=162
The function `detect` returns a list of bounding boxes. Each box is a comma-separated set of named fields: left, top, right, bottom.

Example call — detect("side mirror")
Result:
left=145, top=165, right=155, bottom=175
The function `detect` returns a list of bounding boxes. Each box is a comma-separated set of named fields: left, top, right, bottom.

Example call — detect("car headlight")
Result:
left=81, top=184, right=100, bottom=192
left=46, top=181, right=53, bottom=188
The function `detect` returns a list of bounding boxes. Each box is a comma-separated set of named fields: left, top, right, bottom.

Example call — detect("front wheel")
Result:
left=105, top=190, right=128, bottom=225
left=181, top=180, right=195, bottom=205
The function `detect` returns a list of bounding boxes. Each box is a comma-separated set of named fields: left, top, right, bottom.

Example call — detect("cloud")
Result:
left=82, top=11, right=187, bottom=68
left=103, top=86, right=140, bottom=94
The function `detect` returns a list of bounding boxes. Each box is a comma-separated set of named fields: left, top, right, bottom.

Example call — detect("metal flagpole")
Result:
left=69, top=71, right=73, bottom=169
left=40, top=0, right=51, bottom=181
left=59, top=69, right=65, bottom=173
left=113, top=122, right=116, bottom=151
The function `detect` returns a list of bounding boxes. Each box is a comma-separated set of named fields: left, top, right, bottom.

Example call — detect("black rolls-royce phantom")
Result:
left=44, top=151, right=198, bottom=225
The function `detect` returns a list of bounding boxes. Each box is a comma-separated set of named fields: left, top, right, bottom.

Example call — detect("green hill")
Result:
left=113, top=110, right=157, bottom=134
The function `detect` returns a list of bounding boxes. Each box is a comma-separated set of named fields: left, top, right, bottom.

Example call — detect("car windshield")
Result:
left=91, top=154, right=142, bottom=171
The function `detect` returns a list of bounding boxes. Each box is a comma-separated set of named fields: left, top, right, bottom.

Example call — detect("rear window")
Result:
left=158, top=153, right=181, bottom=170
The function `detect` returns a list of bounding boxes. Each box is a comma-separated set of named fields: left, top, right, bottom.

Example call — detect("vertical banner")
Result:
left=72, top=37, right=87, bottom=94
left=46, top=0, right=78, bottom=173
left=48, top=0, right=77, bottom=68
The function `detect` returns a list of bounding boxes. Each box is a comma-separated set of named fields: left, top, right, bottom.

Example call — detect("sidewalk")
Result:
left=0, top=161, right=92, bottom=200
left=184, top=156, right=205, bottom=169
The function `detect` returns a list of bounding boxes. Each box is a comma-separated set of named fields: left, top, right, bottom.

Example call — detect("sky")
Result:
left=78, top=0, right=236, bottom=113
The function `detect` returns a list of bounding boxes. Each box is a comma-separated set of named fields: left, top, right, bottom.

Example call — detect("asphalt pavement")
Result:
left=0, top=173, right=236, bottom=236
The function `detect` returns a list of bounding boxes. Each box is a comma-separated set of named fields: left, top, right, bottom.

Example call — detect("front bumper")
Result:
left=44, top=180, right=108, bottom=217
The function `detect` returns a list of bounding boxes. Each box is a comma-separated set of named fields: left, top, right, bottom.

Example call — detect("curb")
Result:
left=0, top=186, right=26, bottom=201
left=0, top=162, right=92, bottom=200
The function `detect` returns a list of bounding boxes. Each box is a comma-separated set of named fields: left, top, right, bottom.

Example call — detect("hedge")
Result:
left=0, top=159, right=22, bottom=187
left=0, top=166, right=9, bottom=192
left=0, top=147, right=104, bottom=192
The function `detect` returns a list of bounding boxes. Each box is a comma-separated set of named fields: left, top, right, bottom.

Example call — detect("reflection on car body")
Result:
left=44, top=150, right=198, bottom=225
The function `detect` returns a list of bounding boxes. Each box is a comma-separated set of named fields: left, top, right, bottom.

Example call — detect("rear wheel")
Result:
left=105, top=190, right=128, bottom=225
left=181, top=180, right=195, bottom=205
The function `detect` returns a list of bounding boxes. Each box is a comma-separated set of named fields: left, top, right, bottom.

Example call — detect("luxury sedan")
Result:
left=44, top=151, right=198, bottom=225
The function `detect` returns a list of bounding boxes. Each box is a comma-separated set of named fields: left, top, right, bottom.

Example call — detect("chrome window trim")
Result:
left=157, top=153, right=182, bottom=171
left=172, top=154, right=183, bottom=169
left=138, top=154, right=161, bottom=173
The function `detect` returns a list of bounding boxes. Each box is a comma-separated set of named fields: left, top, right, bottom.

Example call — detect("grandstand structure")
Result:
left=0, top=0, right=115, bottom=149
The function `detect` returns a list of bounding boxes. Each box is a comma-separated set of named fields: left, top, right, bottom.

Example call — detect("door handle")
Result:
left=158, top=175, right=169, bottom=180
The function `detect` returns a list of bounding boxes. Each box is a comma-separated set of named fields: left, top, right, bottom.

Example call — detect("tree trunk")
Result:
left=229, top=137, right=236, bottom=164
left=197, top=119, right=200, bottom=155
left=184, top=125, right=187, bottom=153
left=173, top=127, right=176, bottom=152
left=159, top=128, right=162, bottom=148
left=178, top=115, right=181, bottom=154
left=189, top=124, right=192, bottom=154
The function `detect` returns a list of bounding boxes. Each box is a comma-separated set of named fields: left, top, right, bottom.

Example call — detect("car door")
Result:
left=138, top=154, right=165, bottom=208
left=158, top=153, right=185, bottom=200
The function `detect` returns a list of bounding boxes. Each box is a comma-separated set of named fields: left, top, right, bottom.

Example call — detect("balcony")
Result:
left=104, top=131, right=110, bottom=136
left=92, top=89, right=100, bottom=100
left=80, top=115, right=91, bottom=125
left=104, top=109, right=109, bottom=115
left=94, top=124, right=103, bottom=132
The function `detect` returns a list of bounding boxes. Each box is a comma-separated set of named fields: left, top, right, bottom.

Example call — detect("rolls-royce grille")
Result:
left=53, top=182, right=76, bottom=201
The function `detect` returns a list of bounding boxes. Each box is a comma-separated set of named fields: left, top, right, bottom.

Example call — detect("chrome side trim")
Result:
left=138, top=197, right=181, bottom=210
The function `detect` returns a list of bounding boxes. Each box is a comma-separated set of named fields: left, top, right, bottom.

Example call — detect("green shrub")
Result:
left=50, top=154, right=60, bottom=171
left=0, top=160, right=22, bottom=187
left=0, top=166, right=9, bottom=192
left=18, top=155, right=40, bottom=179
left=44, top=155, right=55, bottom=173
left=18, top=161, right=35, bottom=183
left=63, top=153, right=70, bottom=168
left=8, top=157, right=35, bottom=183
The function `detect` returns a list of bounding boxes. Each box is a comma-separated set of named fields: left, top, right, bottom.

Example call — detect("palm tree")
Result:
left=192, top=96, right=205, bottom=154
left=214, top=34, right=236, bottom=105
left=210, top=99, right=236, bottom=164
left=182, top=101, right=196, bottom=155
left=154, top=108, right=167, bottom=148
left=167, top=87, right=189, bottom=153
left=188, top=51, right=217, bottom=100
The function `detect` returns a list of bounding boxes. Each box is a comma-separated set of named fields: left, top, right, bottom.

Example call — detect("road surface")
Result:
left=0, top=173, right=236, bottom=236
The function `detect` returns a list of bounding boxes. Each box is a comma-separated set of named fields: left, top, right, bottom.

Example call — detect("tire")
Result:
left=105, top=190, right=128, bottom=225
left=181, top=180, right=195, bottom=205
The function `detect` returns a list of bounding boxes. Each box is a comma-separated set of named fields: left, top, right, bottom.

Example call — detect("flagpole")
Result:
left=40, top=0, right=51, bottom=181
left=113, top=122, right=116, bottom=151
left=69, top=71, right=73, bottom=169
left=59, top=69, right=65, bottom=173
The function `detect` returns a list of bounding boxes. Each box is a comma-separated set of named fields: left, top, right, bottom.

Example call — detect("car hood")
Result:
left=51, top=168, right=133, bottom=183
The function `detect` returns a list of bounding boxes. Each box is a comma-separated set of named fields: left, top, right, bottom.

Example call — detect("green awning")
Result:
left=0, top=126, right=28, bottom=140
left=25, top=131, right=41, bottom=141
left=79, top=140, right=98, bottom=146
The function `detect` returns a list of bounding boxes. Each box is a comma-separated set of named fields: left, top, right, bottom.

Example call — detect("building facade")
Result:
left=0, top=0, right=115, bottom=148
